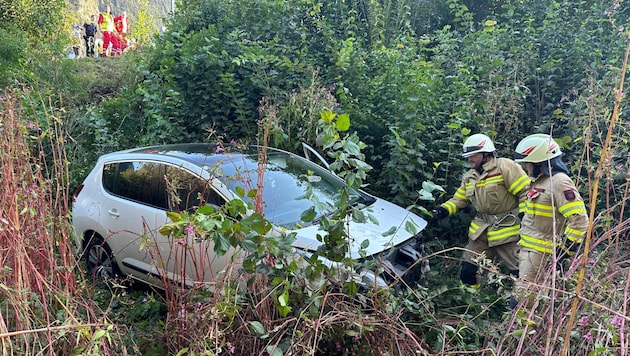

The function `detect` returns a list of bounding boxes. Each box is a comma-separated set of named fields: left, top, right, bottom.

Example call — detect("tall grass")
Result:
left=0, top=89, right=124, bottom=355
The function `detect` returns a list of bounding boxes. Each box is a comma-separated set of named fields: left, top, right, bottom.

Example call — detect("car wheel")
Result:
left=84, top=235, right=119, bottom=281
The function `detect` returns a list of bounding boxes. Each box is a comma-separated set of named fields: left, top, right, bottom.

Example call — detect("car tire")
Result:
left=84, top=235, right=120, bottom=281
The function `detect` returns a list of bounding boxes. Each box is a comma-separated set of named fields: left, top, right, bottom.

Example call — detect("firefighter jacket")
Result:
left=519, top=173, right=588, bottom=254
left=440, top=157, right=531, bottom=247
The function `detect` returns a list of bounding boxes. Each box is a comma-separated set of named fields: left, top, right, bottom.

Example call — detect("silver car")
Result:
left=71, top=143, right=428, bottom=289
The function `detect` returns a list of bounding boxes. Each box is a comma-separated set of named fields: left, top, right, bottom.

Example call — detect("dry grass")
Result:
left=0, top=89, right=126, bottom=355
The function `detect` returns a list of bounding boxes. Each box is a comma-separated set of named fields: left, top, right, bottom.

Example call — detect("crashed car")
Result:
left=71, top=143, right=428, bottom=289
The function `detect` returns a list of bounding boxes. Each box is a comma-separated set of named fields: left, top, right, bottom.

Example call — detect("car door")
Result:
left=157, top=164, right=237, bottom=287
left=100, top=160, right=170, bottom=285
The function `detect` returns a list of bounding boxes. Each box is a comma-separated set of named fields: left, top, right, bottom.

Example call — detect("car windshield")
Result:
left=211, top=150, right=371, bottom=228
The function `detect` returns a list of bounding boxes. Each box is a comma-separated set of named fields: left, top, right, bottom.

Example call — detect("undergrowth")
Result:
left=2, top=64, right=630, bottom=354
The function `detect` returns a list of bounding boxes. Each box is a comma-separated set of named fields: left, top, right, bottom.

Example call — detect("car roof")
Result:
left=101, top=143, right=265, bottom=167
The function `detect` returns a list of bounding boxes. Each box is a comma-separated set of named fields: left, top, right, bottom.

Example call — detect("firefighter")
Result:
left=511, top=133, right=588, bottom=308
left=431, top=134, right=531, bottom=287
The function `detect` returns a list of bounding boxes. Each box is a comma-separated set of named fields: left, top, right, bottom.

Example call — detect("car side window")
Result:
left=102, top=161, right=168, bottom=209
left=164, top=165, right=225, bottom=211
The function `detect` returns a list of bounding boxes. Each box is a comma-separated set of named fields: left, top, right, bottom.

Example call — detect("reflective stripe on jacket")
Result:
left=441, top=157, right=531, bottom=247
left=519, top=173, right=588, bottom=253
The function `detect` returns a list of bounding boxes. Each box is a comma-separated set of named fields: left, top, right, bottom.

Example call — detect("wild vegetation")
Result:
left=1, top=0, right=630, bottom=354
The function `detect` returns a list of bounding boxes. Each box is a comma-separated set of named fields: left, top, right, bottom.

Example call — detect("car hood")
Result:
left=288, top=198, right=427, bottom=257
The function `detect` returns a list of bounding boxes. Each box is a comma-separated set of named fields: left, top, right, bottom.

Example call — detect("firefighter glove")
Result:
left=556, top=241, right=580, bottom=267
left=430, top=206, right=448, bottom=223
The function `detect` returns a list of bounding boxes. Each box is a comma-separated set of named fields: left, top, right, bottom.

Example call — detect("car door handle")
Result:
left=107, top=209, right=120, bottom=217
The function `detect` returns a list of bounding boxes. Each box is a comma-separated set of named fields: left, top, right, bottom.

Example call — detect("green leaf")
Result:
left=166, top=211, right=183, bottom=222
left=196, top=205, right=216, bottom=215
left=405, top=220, right=418, bottom=235
left=418, top=190, right=435, bottom=201
left=335, top=113, right=351, bottom=131
left=93, top=329, right=107, bottom=340
left=266, top=345, right=284, bottom=356
left=382, top=226, right=397, bottom=237
left=158, top=226, right=173, bottom=235
left=422, top=181, right=446, bottom=193
left=213, top=234, right=231, bottom=256
left=175, top=348, right=189, bottom=356
left=248, top=321, right=267, bottom=337
left=320, top=109, right=335, bottom=123
left=278, top=291, right=289, bottom=306
left=300, top=206, right=317, bottom=222
left=240, top=239, right=257, bottom=252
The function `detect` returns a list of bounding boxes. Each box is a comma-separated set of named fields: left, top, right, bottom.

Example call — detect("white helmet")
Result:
left=462, top=134, right=496, bottom=158
left=514, top=133, right=562, bottom=163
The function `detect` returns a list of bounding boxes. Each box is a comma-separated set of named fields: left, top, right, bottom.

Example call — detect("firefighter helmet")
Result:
left=514, top=133, right=562, bottom=163
left=462, top=134, right=496, bottom=158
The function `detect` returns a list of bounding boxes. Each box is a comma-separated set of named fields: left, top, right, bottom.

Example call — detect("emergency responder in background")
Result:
left=98, top=5, right=114, bottom=57
left=511, top=133, right=588, bottom=308
left=114, top=11, right=129, bottom=55
left=431, top=133, right=531, bottom=287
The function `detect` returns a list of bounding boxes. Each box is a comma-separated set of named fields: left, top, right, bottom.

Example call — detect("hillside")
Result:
left=68, top=0, right=171, bottom=30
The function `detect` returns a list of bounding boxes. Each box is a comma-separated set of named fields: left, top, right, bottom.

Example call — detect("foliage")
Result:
left=4, top=0, right=630, bottom=353
left=0, top=90, right=133, bottom=354
left=129, top=0, right=160, bottom=49
left=0, top=27, right=30, bottom=87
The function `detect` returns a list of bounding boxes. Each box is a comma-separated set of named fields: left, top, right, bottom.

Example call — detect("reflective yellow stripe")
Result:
left=487, top=225, right=520, bottom=242
left=508, top=174, right=531, bottom=195
left=564, top=227, right=585, bottom=243
left=443, top=201, right=457, bottom=215
left=476, top=176, right=504, bottom=187
left=454, top=187, right=467, bottom=200
left=469, top=221, right=480, bottom=235
left=559, top=201, right=587, bottom=216
left=520, top=234, right=554, bottom=254
left=525, top=202, right=554, bottom=217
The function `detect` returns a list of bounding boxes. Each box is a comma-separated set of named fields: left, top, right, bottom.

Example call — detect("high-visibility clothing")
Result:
left=98, top=12, right=114, bottom=32
left=519, top=173, right=588, bottom=253
left=441, top=157, right=531, bottom=247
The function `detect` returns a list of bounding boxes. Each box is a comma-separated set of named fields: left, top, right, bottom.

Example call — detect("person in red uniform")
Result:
left=97, top=5, right=114, bottom=56
left=113, top=11, right=129, bottom=55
